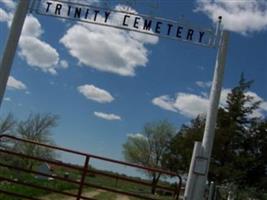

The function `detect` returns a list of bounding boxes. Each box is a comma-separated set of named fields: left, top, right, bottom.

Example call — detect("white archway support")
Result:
left=184, top=30, right=230, bottom=200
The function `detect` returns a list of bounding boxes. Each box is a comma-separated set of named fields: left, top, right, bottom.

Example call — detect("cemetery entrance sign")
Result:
left=34, top=0, right=217, bottom=48
left=0, top=1, right=229, bottom=199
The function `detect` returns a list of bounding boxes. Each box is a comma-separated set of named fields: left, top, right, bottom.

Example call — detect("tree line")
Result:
left=123, top=75, right=267, bottom=196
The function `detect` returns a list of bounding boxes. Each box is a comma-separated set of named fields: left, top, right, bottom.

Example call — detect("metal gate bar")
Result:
left=0, top=189, right=41, bottom=200
left=0, top=134, right=182, bottom=200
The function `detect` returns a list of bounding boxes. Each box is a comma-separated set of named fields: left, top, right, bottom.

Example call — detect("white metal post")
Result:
left=184, top=142, right=202, bottom=199
left=0, top=0, right=30, bottom=107
left=184, top=29, right=229, bottom=200
left=198, top=30, right=229, bottom=196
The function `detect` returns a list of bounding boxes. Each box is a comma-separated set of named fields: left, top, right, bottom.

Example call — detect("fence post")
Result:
left=77, top=156, right=90, bottom=200
left=208, top=181, right=215, bottom=200
left=175, top=174, right=183, bottom=200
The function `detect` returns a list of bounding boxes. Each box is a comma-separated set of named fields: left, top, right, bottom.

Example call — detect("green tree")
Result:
left=166, top=74, right=267, bottom=191
left=245, top=118, right=267, bottom=190
left=164, top=116, right=205, bottom=173
left=123, top=120, right=176, bottom=194
left=14, top=113, right=58, bottom=170
left=211, top=74, right=262, bottom=185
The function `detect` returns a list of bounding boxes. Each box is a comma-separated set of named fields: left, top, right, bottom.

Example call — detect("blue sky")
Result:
left=0, top=0, right=267, bottom=172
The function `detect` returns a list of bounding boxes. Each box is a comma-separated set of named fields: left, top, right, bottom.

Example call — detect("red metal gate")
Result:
left=0, top=134, right=182, bottom=200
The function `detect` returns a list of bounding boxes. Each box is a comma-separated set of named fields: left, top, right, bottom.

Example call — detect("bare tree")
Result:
left=15, top=113, right=58, bottom=170
left=0, top=113, right=16, bottom=135
left=0, top=113, right=16, bottom=150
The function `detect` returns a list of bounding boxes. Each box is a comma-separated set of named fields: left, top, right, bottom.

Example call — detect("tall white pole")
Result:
left=184, top=27, right=229, bottom=199
left=0, top=0, right=30, bottom=107
left=196, top=30, right=230, bottom=197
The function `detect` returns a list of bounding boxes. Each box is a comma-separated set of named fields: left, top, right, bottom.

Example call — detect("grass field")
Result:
left=0, top=164, right=178, bottom=200
left=2, top=163, right=266, bottom=200
left=0, top=166, right=79, bottom=200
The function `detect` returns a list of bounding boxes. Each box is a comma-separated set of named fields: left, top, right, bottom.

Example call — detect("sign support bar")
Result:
left=184, top=22, right=229, bottom=199
left=0, top=0, right=30, bottom=107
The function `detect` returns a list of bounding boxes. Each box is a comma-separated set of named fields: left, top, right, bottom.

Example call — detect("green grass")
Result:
left=84, top=171, right=177, bottom=200
left=0, top=165, right=177, bottom=200
left=2, top=161, right=267, bottom=200
left=0, top=166, right=79, bottom=200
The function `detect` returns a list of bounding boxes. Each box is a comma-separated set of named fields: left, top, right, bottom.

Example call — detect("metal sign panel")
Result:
left=193, top=156, right=208, bottom=176
left=31, top=0, right=218, bottom=48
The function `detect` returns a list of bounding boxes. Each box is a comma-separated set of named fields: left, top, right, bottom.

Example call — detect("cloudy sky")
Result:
left=0, top=0, right=267, bottom=170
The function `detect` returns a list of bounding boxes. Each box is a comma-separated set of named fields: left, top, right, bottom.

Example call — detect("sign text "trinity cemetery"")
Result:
left=34, top=0, right=216, bottom=47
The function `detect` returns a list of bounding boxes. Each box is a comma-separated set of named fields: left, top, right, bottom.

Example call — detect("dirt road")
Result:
left=41, top=189, right=102, bottom=200
left=116, top=195, right=130, bottom=200
left=41, top=189, right=132, bottom=200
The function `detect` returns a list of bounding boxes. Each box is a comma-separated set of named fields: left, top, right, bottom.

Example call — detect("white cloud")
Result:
left=261, top=102, right=267, bottom=111
left=174, top=93, right=210, bottom=118
left=7, top=76, right=27, bottom=90
left=127, top=133, right=148, bottom=140
left=60, top=5, right=158, bottom=76
left=19, top=36, right=59, bottom=73
left=0, top=8, right=10, bottom=22
left=94, top=111, right=121, bottom=121
left=77, top=84, right=114, bottom=103
left=152, top=89, right=267, bottom=118
left=196, top=0, right=267, bottom=34
left=219, top=88, right=231, bottom=107
left=219, top=89, right=267, bottom=118
left=152, top=95, right=177, bottom=112
left=152, top=93, right=209, bottom=118
left=4, top=97, right=11, bottom=102
left=196, top=81, right=212, bottom=88
left=60, top=60, right=69, bottom=69
left=0, top=11, right=66, bottom=75
left=19, top=15, right=59, bottom=74
left=245, top=91, right=267, bottom=118
left=22, top=15, right=43, bottom=38
left=0, top=0, right=16, bottom=9
left=16, top=15, right=69, bottom=75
